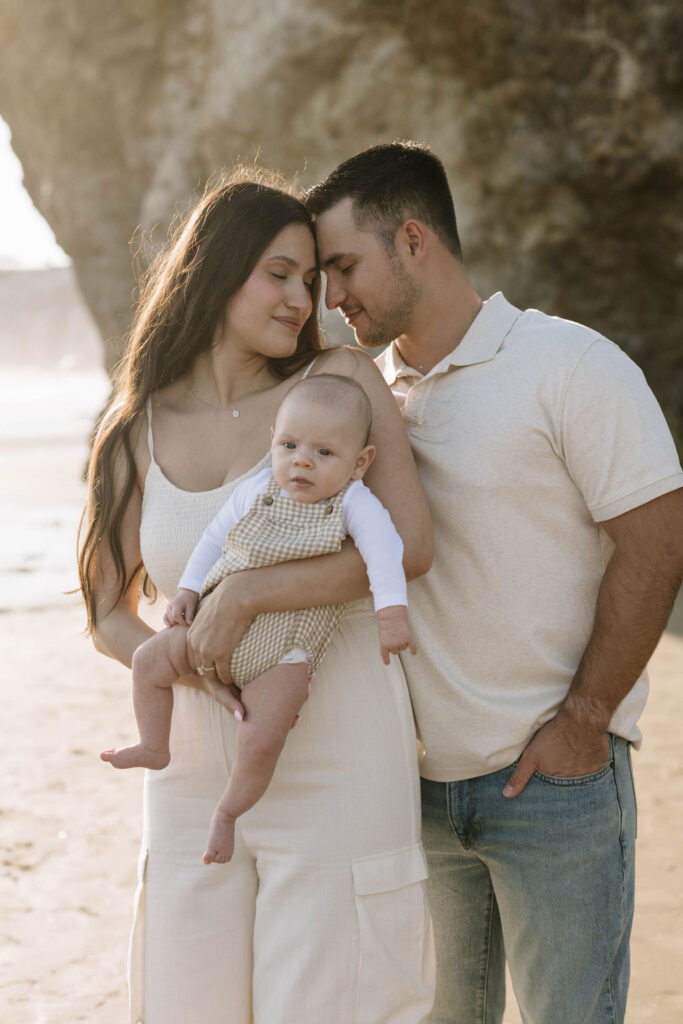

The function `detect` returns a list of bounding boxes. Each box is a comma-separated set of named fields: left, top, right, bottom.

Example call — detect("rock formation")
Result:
left=0, top=0, right=681, bottom=447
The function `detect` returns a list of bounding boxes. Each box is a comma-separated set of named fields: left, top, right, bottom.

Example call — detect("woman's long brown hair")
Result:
left=77, top=170, right=323, bottom=631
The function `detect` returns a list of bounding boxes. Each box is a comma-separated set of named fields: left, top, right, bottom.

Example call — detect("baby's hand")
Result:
left=164, top=588, right=200, bottom=627
left=377, top=605, right=417, bottom=665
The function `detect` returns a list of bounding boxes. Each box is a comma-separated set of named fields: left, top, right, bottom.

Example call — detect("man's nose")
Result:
left=324, top=277, right=345, bottom=311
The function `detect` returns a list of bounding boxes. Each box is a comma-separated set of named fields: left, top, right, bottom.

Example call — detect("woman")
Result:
left=79, top=171, right=435, bottom=1023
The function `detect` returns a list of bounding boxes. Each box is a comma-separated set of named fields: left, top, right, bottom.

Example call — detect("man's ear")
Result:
left=400, top=219, right=427, bottom=261
left=351, top=445, right=376, bottom=480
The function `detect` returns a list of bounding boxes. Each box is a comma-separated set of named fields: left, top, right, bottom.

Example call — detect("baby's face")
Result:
left=271, top=394, right=373, bottom=504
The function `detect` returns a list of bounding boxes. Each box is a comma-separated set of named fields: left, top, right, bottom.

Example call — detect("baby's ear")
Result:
left=352, top=444, right=376, bottom=480
left=270, top=426, right=275, bottom=440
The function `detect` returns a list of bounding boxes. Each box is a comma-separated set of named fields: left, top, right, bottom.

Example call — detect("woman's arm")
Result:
left=187, top=347, right=433, bottom=683
left=88, top=417, right=239, bottom=706
left=90, top=480, right=155, bottom=666
left=88, top=417, right=155, bottom=665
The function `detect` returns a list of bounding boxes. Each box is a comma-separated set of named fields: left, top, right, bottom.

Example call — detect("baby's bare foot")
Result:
left=100, top=744, right=170, bottom=770
left=203, top=807, right=236, bottom=865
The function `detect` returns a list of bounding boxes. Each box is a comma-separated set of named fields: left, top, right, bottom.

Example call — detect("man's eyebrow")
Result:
left=321, top=252, right=353, bottom=269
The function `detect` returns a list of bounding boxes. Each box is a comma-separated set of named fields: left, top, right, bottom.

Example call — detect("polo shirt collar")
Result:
left=382, top=292, right=522, bottom=383
left=381, top=338, right=414, bottom=384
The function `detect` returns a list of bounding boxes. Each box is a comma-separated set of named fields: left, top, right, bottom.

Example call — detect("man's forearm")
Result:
left=243, top=540, right=372, bottom=617
left=562, top=547, right=682, bottom=733
left=504, top=491, right=683, bottom=797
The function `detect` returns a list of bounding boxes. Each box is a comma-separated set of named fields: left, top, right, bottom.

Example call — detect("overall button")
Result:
left=262, top=495, right=274, bottom=506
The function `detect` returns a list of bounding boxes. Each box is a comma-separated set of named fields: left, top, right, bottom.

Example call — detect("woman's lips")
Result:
left=274, top=317, right=302, bottom=331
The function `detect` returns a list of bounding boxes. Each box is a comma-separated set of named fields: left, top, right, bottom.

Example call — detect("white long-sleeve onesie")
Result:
left=179, top=467, right=407, bottom=611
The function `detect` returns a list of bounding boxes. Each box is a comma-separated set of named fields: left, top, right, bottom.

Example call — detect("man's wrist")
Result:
left=559, top=691, right=614, bottom=736
left=217, top=569, right=263, bottom=616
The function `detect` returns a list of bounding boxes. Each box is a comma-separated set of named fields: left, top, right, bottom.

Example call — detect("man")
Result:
left=304, top=143, right=683, bottom=1024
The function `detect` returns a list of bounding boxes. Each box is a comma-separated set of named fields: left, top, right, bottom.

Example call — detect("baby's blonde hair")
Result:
left=279, top=374, right=373, bottom=445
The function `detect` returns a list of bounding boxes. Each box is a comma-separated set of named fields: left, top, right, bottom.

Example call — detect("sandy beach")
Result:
left=1, top=359, right=682, bottom=1022
left=2, top=610, right=682, bottom=1023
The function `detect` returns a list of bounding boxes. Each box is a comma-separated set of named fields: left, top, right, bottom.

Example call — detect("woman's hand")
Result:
left=186, top=574, right=256, bottom=687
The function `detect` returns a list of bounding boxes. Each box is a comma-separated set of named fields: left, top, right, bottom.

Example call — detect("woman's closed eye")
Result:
left=271, top=270, right=316, bottom=285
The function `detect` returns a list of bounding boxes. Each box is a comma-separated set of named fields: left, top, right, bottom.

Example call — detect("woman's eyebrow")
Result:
left=265, top=254, right=297, bottom=265
left=265, top=254, right=318, bottom=276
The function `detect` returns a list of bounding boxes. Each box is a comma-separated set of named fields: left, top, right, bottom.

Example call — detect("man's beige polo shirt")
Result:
left=377, top=292, right=683, bottom=782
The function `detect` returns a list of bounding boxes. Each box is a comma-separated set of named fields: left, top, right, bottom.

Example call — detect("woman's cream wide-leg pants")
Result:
left=129, top=605, right=435, bottom=1023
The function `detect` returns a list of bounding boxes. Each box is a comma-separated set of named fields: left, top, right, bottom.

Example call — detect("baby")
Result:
left=101, top=374, right=416, bottom=864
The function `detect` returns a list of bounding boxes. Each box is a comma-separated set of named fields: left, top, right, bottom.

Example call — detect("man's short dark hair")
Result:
left=305, top=141, right=462, bottom=260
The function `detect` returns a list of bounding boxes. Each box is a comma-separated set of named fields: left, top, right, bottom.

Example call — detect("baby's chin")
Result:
left=283, top=485, right=326, bottom=504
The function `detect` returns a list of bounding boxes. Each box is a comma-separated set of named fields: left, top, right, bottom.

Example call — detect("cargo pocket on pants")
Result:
left=128, top=846, right=148, bottom=1024
left=351, top=842, right=435, bottom=1023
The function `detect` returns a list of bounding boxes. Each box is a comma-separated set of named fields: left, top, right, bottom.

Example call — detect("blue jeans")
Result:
left=421, top=735, right=636, bottom=1024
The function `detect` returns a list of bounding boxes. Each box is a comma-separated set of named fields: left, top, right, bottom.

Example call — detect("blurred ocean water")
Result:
left=0, top=366, right=110, bottom=611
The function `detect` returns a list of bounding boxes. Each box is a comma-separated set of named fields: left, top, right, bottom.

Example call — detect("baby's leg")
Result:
left=101, top=625, right=192, bottom=770
left=203, top=662, right=309, bottom=864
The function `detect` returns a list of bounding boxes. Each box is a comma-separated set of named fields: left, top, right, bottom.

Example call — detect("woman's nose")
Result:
left=287, top=279, right=313, bottom=317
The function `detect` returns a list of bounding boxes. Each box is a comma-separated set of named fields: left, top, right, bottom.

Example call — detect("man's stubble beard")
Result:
left=357, top=257, right=421, bottom=348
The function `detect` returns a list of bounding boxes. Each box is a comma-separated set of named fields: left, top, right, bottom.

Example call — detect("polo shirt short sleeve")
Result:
left=560, top=338, right=683, bottom=522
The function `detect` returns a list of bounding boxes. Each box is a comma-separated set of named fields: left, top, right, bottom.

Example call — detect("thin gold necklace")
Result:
left=185, top=379, right=274, bottom=418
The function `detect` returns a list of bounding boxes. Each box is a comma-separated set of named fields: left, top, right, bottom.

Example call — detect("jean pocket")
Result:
left=532, top=759, right=613, bottom=787
left=351, top=842, right=435, bottom=1023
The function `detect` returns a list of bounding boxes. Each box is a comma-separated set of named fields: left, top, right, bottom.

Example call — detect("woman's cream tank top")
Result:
left=139, top=407, right=270, bottom=600
left=139, top=362, right=318, bottom=599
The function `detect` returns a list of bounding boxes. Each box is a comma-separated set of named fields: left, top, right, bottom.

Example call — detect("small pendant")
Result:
left=232, top=409, right=240, bottom=418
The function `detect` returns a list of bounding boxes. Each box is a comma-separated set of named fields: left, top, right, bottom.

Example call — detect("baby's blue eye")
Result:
left=318, top=448, right=332, bottom=457
left=283, top=442, right=296, bottom=449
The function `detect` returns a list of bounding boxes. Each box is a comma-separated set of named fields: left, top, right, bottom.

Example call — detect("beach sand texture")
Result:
left=1, top=353, right=681, bottom=1022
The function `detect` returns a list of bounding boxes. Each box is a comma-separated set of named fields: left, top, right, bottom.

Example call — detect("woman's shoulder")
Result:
left=150, top=377, right=193, bottom=415
left=310, top=344, right=380, bottom=381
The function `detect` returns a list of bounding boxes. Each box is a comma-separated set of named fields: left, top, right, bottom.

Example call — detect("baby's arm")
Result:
left=343, top=481, right=417, bottom=664
left=178, top=495, right=242, bottom=594
left=177, top=469, right=271, bottom=595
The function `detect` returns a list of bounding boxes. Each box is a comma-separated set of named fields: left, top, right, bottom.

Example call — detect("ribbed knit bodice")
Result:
left=139, top=400, right=270, bottom=600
